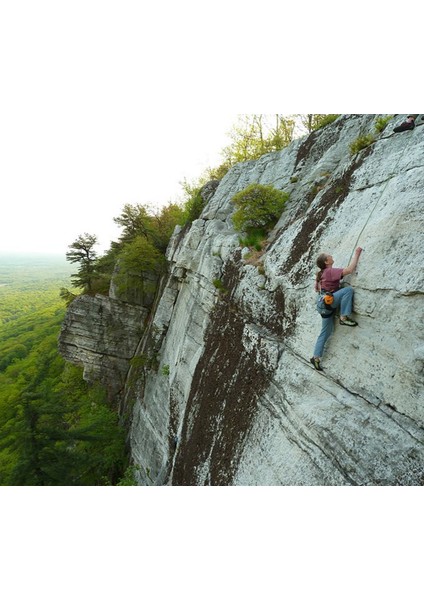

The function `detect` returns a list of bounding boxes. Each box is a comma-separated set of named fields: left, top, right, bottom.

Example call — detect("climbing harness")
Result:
left=316, top=290, right=335, bottom=318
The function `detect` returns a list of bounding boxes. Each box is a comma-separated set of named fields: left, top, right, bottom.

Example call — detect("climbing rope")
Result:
left=347, top=123, right=416, bottom=265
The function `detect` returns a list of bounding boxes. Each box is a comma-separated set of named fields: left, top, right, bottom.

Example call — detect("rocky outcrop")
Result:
left=58, top=114, right=424, bottom=485
left=126, top=114, right=424, bottom=485
left=59, top=294, right=147, bottom=400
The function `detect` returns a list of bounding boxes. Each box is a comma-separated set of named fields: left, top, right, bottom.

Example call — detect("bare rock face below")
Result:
left=59, top=295, right=147, bottom=399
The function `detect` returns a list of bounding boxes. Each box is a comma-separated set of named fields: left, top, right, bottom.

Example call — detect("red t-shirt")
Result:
left=318, top=267, right=344, bottom=292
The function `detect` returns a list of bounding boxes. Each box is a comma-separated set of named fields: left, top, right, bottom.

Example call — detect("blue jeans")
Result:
left=313, top=286, right=354, bottom=358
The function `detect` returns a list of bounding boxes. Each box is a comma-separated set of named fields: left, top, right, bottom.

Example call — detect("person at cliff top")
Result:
left=310, top=247, right=363, bottom=372
left=393, top=114, right=418, bottom=133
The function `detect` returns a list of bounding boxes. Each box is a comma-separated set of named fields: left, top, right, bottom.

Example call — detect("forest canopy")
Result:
left=0, top=263, right=128, bottom=485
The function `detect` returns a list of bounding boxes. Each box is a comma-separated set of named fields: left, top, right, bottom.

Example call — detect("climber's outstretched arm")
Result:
left=342, top=247, right=363, bottom=276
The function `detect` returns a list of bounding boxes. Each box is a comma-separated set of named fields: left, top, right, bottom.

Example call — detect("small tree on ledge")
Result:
left=66, top=233, right=98, bottom=293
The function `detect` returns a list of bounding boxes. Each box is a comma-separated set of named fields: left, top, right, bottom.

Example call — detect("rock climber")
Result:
left=310, top=247, right=363, bottom=371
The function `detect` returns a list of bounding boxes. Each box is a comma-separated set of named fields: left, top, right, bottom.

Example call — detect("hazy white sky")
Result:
left=0, top=3, right=245, bottom=256
left=0, top=2, right=411, bottom=258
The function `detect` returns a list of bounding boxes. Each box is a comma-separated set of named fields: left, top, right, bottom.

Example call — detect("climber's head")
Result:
left=316, top=253, right=333, bottom=270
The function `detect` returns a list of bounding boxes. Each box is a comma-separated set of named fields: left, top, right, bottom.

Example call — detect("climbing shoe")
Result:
left=310, top=357, right=324, bottom=371
left=339, top=317, right=358, bottom=327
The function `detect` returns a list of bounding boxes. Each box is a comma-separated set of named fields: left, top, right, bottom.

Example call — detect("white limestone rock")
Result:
left=59, top=294, right=147, bottom=397
left=127, top=114, right=424, bottom=486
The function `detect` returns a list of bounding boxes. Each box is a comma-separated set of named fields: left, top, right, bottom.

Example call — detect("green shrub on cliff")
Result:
left=231, top=183, right=289, bottom=233
left=311, top=114, right=340, bottom=130
left=238, top=229, right=267, bottom=251
left=349, top=133, right=375, bottom=155
left=375, top=115, right=393, bottom=133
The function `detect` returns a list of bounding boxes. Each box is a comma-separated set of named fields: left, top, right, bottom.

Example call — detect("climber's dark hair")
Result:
left=315, top=253, right=328, bottom=288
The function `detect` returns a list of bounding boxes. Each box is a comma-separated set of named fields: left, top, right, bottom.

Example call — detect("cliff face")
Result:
left=59, top=114, right=424, bottom=485
left=59, top=294, right=147, bottom=402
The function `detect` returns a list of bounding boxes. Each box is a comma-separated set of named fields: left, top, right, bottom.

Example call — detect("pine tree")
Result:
left=66, top=233, right=98, bottom=293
